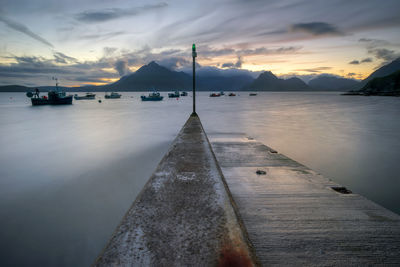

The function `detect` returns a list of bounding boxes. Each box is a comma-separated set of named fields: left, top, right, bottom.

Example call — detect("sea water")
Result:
left=0, top=92, right=399, bottom=266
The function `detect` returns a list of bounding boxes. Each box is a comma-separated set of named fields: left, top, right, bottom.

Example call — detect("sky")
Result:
left=0, top=0, right=399, bottom=86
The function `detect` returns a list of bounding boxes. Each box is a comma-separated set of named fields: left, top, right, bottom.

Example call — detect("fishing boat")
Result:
left=181, top=91, right=188, bottom=96
left=228, top=93, right=236, bottom=96
left=168, top=91, right=180, bottom=98
left=210, top=93, right=221, bottom=97
left=141, top=92, right=163, bottom=101
left=249, top=93, right=257, bottom=96
left=26, top=79, right=73, bottom=106
left=74, top=93, right=96, bottom=100
left=105, top=92, right=121, bottom=99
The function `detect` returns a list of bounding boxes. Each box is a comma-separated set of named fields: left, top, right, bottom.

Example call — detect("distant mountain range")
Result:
left=105, top=61, right=254, bottom=91
left=243, top=71, right=310, bottom=91
left=308, top=76, right=359, bottom=91
left=1, top=58, right=399, bottom=93
left=0, top=85, right=71, bottom=92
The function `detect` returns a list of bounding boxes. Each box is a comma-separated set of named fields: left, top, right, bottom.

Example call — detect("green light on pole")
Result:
left=192, top=43, right=197, bottom=58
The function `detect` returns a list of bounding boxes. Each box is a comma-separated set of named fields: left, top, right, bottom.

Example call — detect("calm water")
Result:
left=1, top=92, right=399, bottom=266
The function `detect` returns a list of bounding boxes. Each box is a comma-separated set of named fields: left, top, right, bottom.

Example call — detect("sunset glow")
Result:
left=0, top=0, right=399, bottom=86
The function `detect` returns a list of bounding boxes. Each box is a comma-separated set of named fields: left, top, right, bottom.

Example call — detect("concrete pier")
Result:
left=208, top=132, right=400, bottom=265
left=94, top=116, right=256, bottom=266
left=95, top=116, right=400, bottom=266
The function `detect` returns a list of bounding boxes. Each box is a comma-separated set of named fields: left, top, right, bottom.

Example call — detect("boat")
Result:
left=210, top=93, right=221, bottom=97
left=181, top=91, right=188, bottom=96
left=220, top=91, right=225, bottom=95
left=249, top=93, right=257, bottom=96
left=74, top=92, right=96, bottom=100
left=228, top=93, right=236, bottom=96
left=168, top=91, right=180, bottom=98
left=28, top=91, right=73, bottom=105
left=105, top=92, right=121, bottom=99
left=141, top=92, right=164, bottom=101
left=26, top=79, right=73, bottom=106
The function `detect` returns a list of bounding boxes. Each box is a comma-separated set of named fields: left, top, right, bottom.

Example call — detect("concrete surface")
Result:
left=208, top=132, right=400, bottom=266
left=94, top=116, right=256, bottom=266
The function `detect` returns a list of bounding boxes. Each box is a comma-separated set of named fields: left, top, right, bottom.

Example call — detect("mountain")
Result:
left=309, top=76, right=360, bottom=91
left=105, top=61, right=192, bottom=91
left=284, top=77, right=310, bottom=90
left=355, top=57, right=400, bottom=90
left=102, top=61, right=255, bottom=91
left=358, top=70, right=400, bottom=96
left=243, top=71, right=311, bottom=91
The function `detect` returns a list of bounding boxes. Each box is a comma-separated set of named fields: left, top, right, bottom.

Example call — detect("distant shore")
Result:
left=342, top=91, right=400, bottom=97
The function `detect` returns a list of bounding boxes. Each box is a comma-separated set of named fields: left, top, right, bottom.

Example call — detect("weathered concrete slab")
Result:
left=209, top=133, right=400, bottom=266
left=94, top=117, right=256, bottom=266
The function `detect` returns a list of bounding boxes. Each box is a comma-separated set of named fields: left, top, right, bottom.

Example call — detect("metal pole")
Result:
left=192, top=43, right=197, bottom=116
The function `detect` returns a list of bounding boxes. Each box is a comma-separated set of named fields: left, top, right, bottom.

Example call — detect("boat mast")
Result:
left=53, top=77, right=59, bottom=91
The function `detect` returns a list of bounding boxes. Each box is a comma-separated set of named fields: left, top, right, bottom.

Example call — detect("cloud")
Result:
left=103, top=47, right=118, bottom=57
left=368, top=48, right=399, bottom=62
left=222, top=62, right=235, bottom=68
left=346, top=72, right=363, bottom=79
left=349, top=57, right=373, bottom=65
left=157, top=57, right=190, bottom=70
left=358, top=38, right=391, bottom=50
left=238, top=46, right=301, bottom=56
left=235, top=56, right=243, bottom=68
left=199, top=46, right=235, bottom=57
left=80, top=31, right=125, bottom=40
left=0, top=45, right=190, bottom=86
left=361, top=57, right=373, bottom=63
left=222, top=56, right=242, bottom=68
left=256, top=29, right=287, bottom=36
left=53, top=52, right=77, bottom=64
left=159, top=49, right=182, bottom=56
left=358, top=38, right=399, bottom=63
left=114, top=60, right=129, bottom=76
left=199, top=45, right=301, bottom=58
left=0, top=15, right=53, bottom=47
left=185, top=65, right=261, bottom=78
left=290, top=22, right=343, bottom=36
left=358, top=38, right=388, bottom=45
left=0, top=54, right=119, bottom=86
left=75, top=3, right=168, bottom=23
left=294, top=67, right=332, bottom=73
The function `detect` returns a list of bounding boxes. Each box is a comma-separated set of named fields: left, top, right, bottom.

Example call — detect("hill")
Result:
left=309, top=76, right=360, bottom=91
left=359, top=70, right=400, bottom=96
left=104, top=61, right=191, bottom=91
left=355, top=58, right=400, bottom=90
left=0, top=85, right=29, bottom=92
left=244, top=71, right=311, bottom=91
